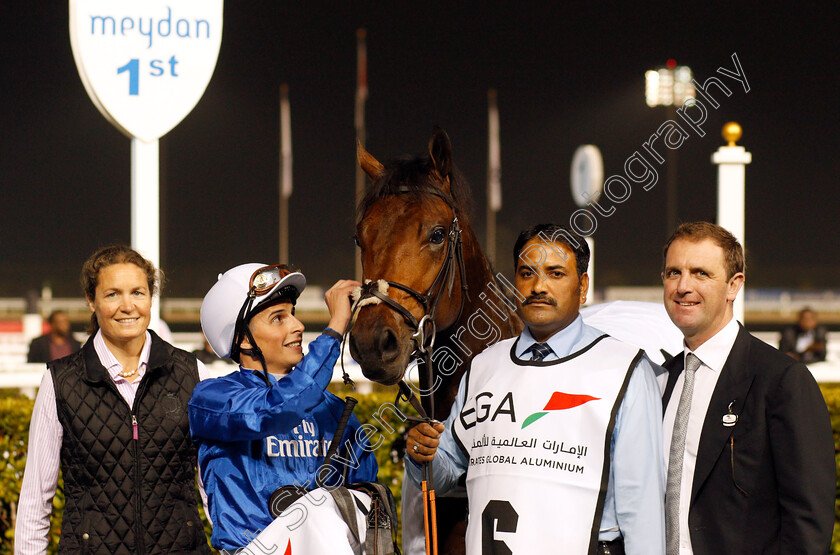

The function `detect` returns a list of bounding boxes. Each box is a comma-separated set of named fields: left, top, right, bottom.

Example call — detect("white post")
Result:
left=131, top=138, right=161, bottom=333
left=279, top=84, right=292, bottom=263
left=354, top=29, right=368, bottom=282
left=22, top=315, right=43, bottom=344
left=41, top=284, right=53, bottom=317
left=487, top=89, right=501, bottom=264
left=570, top=145, right=602, bottom=306
left=712, top=122, right=751, bottom=325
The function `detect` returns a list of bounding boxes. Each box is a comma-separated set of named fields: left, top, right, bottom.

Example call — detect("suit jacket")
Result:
left=662, top=324, right=835, bottom=554
left=779, top=324, right=828, bottom=364
left=27, top=333, right=82, bottom=363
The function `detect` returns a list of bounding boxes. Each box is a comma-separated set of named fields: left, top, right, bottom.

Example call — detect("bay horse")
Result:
left=349, top=128, right=522, bottom=553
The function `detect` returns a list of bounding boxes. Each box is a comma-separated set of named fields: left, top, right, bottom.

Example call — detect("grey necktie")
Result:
left=528, top=342, right=553, bottom=361
left=665, top=353, right=702, bottom=555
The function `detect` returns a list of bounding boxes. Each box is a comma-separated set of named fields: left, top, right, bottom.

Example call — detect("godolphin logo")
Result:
left=522, top=391, right=600, bottom=428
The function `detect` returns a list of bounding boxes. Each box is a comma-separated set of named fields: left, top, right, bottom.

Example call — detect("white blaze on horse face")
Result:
left=359, top=197, right=457, bottom=321
left=351, top=190, right=465, bottom=386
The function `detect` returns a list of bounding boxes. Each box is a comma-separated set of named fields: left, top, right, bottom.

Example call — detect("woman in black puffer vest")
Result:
left=16, top=245, right=211, bottom=554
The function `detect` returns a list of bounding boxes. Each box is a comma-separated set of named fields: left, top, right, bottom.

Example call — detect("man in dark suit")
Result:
left=660, top=222, right=834, bottom=555
left=779, top=307, right=828, bottom=364
left=26, top=310, right=82, bottom=362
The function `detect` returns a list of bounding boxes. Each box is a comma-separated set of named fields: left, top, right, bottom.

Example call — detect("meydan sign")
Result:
left=68, top=0, right=223, bottom=332
left=69, top=0, right=223, bottom=142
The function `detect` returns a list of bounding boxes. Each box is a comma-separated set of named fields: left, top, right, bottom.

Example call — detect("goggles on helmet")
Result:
left=249, top=264, right=294, bottom=297
left=230, top=264, right=300, bottom=386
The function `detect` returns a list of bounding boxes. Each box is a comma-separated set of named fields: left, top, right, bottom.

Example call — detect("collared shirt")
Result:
left=663, top=317, right=739, bottom=555
left=795, top=330, right=815, bottom=354
left=94, top=328, right=154, bottom=406
left=48, top=338, right=74, bottom=361
left=514, top=316, right=584, bottom=362
left=407, top=315, right=665, bottom=554
left=15, top=330, right=210, bottom=555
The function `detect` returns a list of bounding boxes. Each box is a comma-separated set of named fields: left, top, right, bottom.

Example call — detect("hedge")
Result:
left=0, top=394, right=62, bottom=555
left=0, top=386, right=409, bottom=554
left=824, top=385, right=840, bottom=553
left=1, top=385, right=838, bottom=553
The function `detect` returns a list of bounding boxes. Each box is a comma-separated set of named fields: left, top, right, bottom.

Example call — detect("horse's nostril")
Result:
left=378, top=328, right=401, bottom=362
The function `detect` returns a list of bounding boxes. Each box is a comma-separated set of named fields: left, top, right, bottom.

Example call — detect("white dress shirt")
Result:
left=15, top=331, right=210, bottom=555
left=663, top=317, right=739, bottom=555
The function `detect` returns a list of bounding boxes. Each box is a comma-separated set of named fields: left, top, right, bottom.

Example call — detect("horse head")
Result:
left=350, top=128, right=470, bottom=386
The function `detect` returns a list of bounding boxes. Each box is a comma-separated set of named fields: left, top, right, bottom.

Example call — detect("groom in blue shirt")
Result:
left=407, top=223, right=665, bottom=554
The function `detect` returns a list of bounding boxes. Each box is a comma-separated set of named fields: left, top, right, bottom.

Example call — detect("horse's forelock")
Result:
left=356, top=153, right=472, bottom=223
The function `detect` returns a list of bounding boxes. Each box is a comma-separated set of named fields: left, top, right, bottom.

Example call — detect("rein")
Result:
left=348, top=185, right=471, bottom=555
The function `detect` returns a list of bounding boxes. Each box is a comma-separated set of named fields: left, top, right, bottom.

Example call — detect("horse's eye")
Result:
left=430, top=228, right=446, bottom=244
left=353, top=235, right=361, bottom=247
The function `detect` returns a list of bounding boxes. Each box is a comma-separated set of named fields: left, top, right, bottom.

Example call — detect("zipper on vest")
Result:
left=97, top=376, right=146, bottom=551
left=131, top=376, right=153, bottom=555
left=132, top=412, right=145, bottom=553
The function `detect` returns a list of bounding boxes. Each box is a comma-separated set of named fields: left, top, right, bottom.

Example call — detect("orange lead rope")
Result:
left=422, top=458, right=439, bottom=555
left=421, top=472, right=438, bottom=555
left=397, top=381, right=439, bottom=555
left=422, top=479, right=431, bottom=555
left=429, top=486, right=438, bottom=554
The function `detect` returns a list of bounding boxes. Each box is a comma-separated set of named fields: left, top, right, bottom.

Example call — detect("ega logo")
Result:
left=460, top=391, right=600, bottom=430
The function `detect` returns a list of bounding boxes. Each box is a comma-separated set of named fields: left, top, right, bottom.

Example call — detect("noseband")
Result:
left=357, top=188, right=469, bottom=354
left=349, top=185, right=470, bottom=555
left=353, top=186, right=470, bottom=400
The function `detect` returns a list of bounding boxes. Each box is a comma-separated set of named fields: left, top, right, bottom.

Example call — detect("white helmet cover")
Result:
left=201, top=263, right=306, bottom=359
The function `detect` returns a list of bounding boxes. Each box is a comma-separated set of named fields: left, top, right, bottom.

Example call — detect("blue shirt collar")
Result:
left=515, top=314, right=584, bottom=361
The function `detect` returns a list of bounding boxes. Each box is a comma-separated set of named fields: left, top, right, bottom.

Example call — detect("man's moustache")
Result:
left=524, top=295, right=556, bottom=306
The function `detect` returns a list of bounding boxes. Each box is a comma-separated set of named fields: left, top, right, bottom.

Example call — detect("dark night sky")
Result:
left=2, top=3, right=839, bottom=299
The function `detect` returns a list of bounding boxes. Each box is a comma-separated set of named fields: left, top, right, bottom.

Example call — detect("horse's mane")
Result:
left=356, top=154, right=474, bottom=223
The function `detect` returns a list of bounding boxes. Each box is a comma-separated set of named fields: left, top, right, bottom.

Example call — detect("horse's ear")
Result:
left=428, top=127, right=452, bottom=189
left=357, top=141, right=385, bottom=181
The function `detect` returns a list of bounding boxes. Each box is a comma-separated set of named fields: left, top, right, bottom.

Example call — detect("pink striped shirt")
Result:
left=15, top=331, right=209, bottom=554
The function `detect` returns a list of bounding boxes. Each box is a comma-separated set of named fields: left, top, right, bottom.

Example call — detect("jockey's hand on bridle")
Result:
left=407, top=421, right=445, bottom=464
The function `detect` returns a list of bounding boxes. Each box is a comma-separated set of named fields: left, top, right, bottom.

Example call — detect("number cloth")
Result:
left=405, top=317, right=665, bottom=554
left=454, top=335, right=636, bottom=552
left=244, top=488, right=371, bottom=554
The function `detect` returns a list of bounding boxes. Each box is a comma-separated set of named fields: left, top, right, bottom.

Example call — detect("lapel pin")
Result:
left=722, top=400, right=738, bottom=427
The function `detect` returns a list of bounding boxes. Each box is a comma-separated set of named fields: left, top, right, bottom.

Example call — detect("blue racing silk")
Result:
left=188, top=333, right=379, bottom=551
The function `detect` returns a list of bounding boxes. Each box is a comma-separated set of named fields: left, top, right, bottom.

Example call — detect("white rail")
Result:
left=0, top=331, right=374, bottom=398
left=2, top=332, right=839, bottom=399
left=4, top=288, right=840, bottom=321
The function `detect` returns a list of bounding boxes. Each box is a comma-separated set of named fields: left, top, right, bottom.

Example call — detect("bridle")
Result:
left=349, top=185, right=470, bottom=555
left=351, top=186, right=469, bottom=397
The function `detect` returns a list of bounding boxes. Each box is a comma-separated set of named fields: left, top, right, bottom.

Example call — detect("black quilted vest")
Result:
left=49, top=331, right=210, bottom=554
